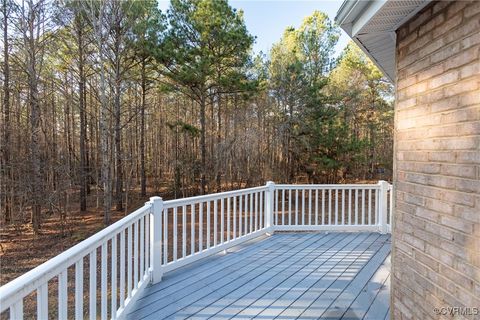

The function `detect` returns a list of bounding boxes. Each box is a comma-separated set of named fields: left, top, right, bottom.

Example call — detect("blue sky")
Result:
left=158, top=0, right=350, bottom=57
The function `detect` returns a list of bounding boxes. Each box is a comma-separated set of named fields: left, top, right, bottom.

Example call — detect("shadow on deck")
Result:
left=128, top=232, right=391, bottom=320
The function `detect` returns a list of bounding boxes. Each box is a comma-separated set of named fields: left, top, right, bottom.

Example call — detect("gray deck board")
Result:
left=196, top=233, right=353, bottom=319
left=181, top=233, right=353, bottom=319
left=126, top=232, right=391, bottom=320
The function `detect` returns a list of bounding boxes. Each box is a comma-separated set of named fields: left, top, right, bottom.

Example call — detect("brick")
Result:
left=409, top=7, right=433, bottom=32
left=444, top=15, right=480, bottom=46
left=461, top=31, right=480, bottom=50
left=441, top=164, right=476, bottom=178
left=397, top=104, right=430, bottom=119
left=430, top=42, right=460, bottom=64
left=443, top=190, right=476, bottom=207
left=398, top=75, right=418, bottom=90
left=424, top=222, right=454, bottom=241
left=459, top=91, right=480, bottom=107
left=415, top=251, right=439, bottom=272
left=396, top=239, right=415, bottom=256
left=455, top=178, right=480, bottom=193
left=443, top=78, right=478, bottom=96
left=418, top=36, right=445, bottom=58
left=440, top=265, right=474, bottom=291
left=398, top=49, right=422, bottom=70
left=445, top=1, right=468, bottom=19
left=401, top=151, right=428, bottom=162
left=444, top=46, right=480, bottom=71
left=397, top=97, right=417, bottom=110
left=440, top=108, right=480, bottom=125
left=428, top=151, right=456, bottom=163
left=427, top=125, right=459, bottom=138
left=439, top=239, right=470, bottom=260
left=416, top=63, right=443, bottom=82
left=454, top=205, right=480, bottom=223
left=425, top=198, right=453, bottom=214
left=427, top=175, right=458, bottom=191
left=416, top=88, right=444, bottom=105
left=408, top=33, right=433, bottom=53
left=415, top=207, right=440, bottom=223
left=404, top=193, right=425, bottom=206
left=456, top=151, right=480, bottom=164
left=425, top=244, right=454, bottom=267
left=459, top=60, right=480, bottom=79
left=418, top=14, right=444, bottom=37
left=398, top=28, right=417, bottom=48
left=449, top=229, right=470, bottom=247
left=405, top=172, right=428, bottom=185
left=428, top=70, right=458, bottom=89
left=432, top=1, right=449, bottom=14
left=440, top=215, right=474, bottom=233
left=457, top=121, right=480, bottom=136
left=397, top=201, right=417, bottom=215
left=432, top=13, right=463, bottom=39
left=464, top=0, right=480, bottom=18
left=430, top=137, right=478, bottom=151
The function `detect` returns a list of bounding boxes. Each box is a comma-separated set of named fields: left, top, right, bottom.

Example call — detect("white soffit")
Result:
left=335, top=0, right=432, bottom=82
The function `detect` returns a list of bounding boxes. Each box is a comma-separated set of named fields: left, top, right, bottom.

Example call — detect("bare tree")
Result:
left=1, top=0, right=12, bottom=223
left=82, top=0, right=111, bottom=224
left=16, top=0, right=51, bottom=232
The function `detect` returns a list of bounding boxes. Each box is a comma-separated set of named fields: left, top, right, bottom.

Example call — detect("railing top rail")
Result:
left=0, top=204, right=151, bottom=311
left=163, top=186, right=268, bottom=209
left=275, top=184, right=381, bottom=189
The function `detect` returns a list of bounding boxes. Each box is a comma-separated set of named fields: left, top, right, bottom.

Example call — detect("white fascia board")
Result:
left=351, top=0, right=389, bottom=36
left=335, top=0, right=360, bottom=27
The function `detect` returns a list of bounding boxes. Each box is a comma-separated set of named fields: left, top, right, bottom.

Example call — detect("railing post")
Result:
left=265, top=181, right=275, bottom=235
left=378, top=181, right=388, bottom=234
left=150, top=196, right=163, bottom=283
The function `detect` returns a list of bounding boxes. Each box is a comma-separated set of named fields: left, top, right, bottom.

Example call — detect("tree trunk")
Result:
left=94, top=2, right=112, bottom=225
left=140, top=58, right=147, bottom=197
left=76, top=13, right=87, bottom=212
left=114, top=76, right=123, bottom=211
left=113, top=3, right=123, bottom=212
left=2, top=0, right=11, bottom=224
left=200, top=94, right=207, bottom=194
left=24, top=0, right=42, bottom=232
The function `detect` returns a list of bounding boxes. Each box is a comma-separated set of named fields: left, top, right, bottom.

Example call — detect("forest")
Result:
left=0, top=0, right=393, bottom=234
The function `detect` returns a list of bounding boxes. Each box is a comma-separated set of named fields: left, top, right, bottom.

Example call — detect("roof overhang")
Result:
left=335, top=0, right=432, bottom=82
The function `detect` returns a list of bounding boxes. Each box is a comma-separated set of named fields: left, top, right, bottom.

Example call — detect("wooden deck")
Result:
left=127, top=232, right=391, bottom=320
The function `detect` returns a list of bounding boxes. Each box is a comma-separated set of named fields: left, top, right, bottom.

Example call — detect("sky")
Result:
left=158, top=0, right=350, bottom=57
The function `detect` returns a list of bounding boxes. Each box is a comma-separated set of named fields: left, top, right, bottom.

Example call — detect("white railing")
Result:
left=387, top=183, right=394, bottom=233
left=0, top=205, right=153, bottom=320
left=150, top=184, right=273, bottom=280
left=0, top=181, right=392, bottom=319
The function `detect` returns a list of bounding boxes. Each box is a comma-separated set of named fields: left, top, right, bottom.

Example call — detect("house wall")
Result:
left=393, top=1, right=480, bottom=319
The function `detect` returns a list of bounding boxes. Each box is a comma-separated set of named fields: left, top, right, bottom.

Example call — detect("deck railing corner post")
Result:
left=150, top=196, right=164, bottom=283
left=378, top=180, right=388, bottom=234
left=265, top=181, right=275, bottom=234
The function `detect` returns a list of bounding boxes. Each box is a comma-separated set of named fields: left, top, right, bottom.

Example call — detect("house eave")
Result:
left=335, top=0, right=432, bottom=83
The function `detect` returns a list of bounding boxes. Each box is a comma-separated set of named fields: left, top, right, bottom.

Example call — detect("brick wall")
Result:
left=393, top=1, right=480, bottom=319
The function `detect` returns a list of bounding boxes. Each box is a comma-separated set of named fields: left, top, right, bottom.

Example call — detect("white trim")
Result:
left=276, top=184, right=379, bottom=190
left=274, top=225, right=380, bottom=232
left=352, top=0, right=389, bottom=37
